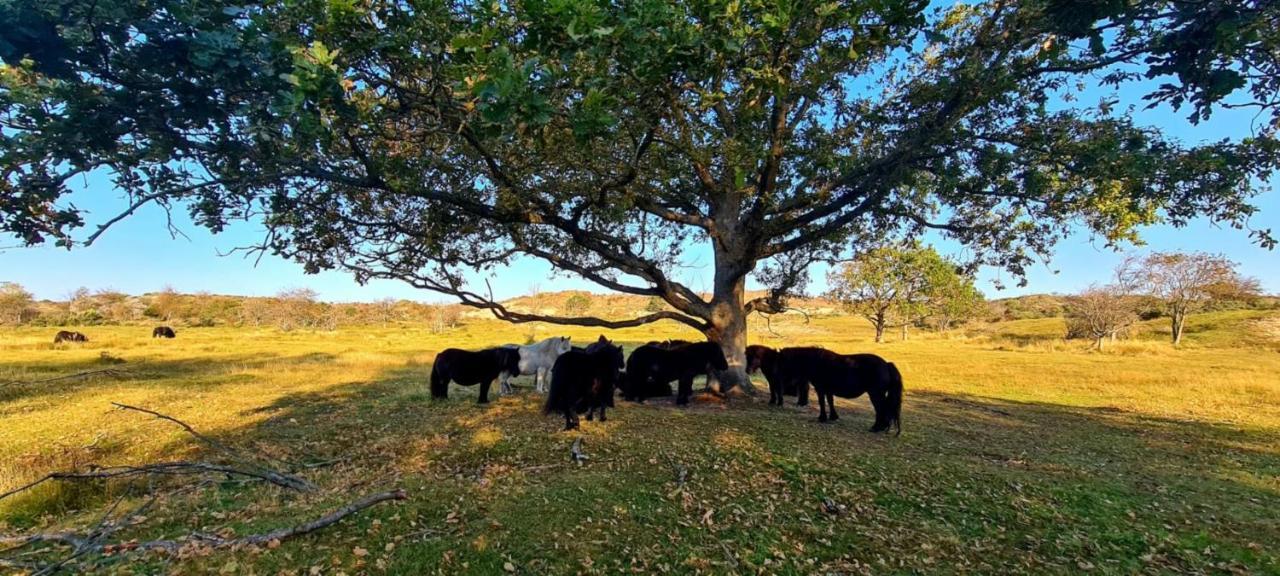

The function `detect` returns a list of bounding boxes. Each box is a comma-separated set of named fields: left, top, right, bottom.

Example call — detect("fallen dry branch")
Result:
left=0, top=461, right=311, bottom=503
left=2, top=490, right=405, bottom=573
left=0, top=402, right=401, bottom=574
left=136, top=489, right=408, bottom=552
left=111, top=403, right=302, bottom=477
left=0, top=369, right=130, bottom=387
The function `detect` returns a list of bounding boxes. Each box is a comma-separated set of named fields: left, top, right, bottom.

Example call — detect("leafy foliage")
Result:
left=1, top=0, right=1276, bottom=340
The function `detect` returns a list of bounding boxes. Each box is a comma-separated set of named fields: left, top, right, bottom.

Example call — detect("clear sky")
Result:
left=1, top=74, right=1277, bottom=303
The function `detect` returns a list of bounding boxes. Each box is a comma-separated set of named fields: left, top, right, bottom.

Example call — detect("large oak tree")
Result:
left=2, top=0, right=1277, bottom=389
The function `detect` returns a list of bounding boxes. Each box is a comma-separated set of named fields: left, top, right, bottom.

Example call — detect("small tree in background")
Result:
left=1066, top=284, right=1138, bottom=350
left=275, top=288, right=320, bottom=331
left=0, top=282, right=36, bottom=325
left=148, top=286, right=183, bottom=322
left=928, top=276, right=986, bottom=332
left=564, top=294, right=593, bottom=316
left=828, top=245, right=976, bottom=342
left=1133, top=252, right=1258, bottom=345
left=372, top=297, right=400, bottom=326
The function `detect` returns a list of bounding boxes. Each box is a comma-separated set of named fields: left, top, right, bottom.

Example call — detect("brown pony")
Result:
left=53, top=330, right=88, bottom=343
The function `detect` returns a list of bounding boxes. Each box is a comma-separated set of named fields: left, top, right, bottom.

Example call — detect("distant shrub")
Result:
left=564, top=293, right=592, bottom=315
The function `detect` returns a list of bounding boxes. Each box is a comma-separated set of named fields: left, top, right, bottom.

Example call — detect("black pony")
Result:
left=429, top=347, right=521, bottom=404
left=623, top=341, right=729, bottom=405
left=152, top=326, right=176, bottom=338
left=766, top=347, right=903, bottom=434
left=53, top=330, right=88, bottom=343
left=544, top=336, right=625, bottom=430
left=745, top=345, right=804, bottom=406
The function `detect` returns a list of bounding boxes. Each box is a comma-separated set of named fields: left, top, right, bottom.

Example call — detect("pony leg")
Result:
left=868, top=391, right=889, bottom=432
left=598, top=400, right=607, bottom=422
left=586, top=405, right=595, bottom=421
left=478, top=379, right=491, bottom=404
left=676, top=377, right=693, bottom=405
left=817, top=393, right=828, bottom=422
left=564, top=411, right=575, bottom=431
left=796, top=381, right=809, bottom=407
left=827, top=393, right=839, bottom=421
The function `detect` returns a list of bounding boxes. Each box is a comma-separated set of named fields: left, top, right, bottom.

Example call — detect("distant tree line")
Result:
left=0, top=285, right=462, bottom=332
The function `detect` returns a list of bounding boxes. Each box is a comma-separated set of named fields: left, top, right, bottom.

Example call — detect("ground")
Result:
left=1, top=310, right=1279, bottom=575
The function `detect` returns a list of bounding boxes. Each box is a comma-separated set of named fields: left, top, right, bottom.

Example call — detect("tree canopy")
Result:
left=2, top=0, right=1278, bottom=384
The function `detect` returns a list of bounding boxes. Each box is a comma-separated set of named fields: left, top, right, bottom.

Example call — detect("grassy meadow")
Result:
left=2, top=310, right=1279, bottom=574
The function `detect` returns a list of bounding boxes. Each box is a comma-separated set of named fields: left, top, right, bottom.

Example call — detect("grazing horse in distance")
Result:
left=766, top=347, right=903, bottom=434
left=623, top=341, right=729, bottom=405
left=430, top=347, right=521, bottom=404
left=152, top=326, right=176, bottom=338
left=499, top=336, right=572, bottom=394
left=544, top=337, right=625, bottom=430
left=745, top=345, right=804, bottom=406
left=53, top=330, right=88, bottom=344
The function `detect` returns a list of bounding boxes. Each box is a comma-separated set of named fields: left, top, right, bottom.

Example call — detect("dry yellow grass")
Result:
left=1, top=310, right=1278, bottom=574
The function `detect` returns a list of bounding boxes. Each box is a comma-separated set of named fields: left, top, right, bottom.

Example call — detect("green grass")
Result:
left=2, top=311, right=1279, bottom=574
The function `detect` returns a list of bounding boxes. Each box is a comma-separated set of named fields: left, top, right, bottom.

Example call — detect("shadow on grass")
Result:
left=0, top=352, right=339, bottom=407
left=6, top=353, right=1280, bottom=574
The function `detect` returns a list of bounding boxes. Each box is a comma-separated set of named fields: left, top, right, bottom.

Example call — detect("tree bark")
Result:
left=705, top=259, right=754, bottom=395
left=900, top=323, right=908, bottom=341
left=1171, top=308, right=1186, bottom=345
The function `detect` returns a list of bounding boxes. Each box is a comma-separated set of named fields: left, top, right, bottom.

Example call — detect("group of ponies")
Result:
left=430, top=336, right=903, bottom=435
left=430, top=336, right=573, bottom=402
left=50, top=326, right=176, bottom=344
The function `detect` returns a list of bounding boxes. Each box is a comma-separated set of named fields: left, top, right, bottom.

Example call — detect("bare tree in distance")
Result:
left=1067, top=284, right=1138, bottom=350
left=1133, top=252, right=1259, bottom=345
left=0, top=282, right=36, bottom=326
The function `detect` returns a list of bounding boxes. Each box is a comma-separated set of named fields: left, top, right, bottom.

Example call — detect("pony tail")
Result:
left=543, top=372, right=565, bottom=415
left=886, top=362, right=903, bottom=436
left=430, top=362, right=448, bottom=399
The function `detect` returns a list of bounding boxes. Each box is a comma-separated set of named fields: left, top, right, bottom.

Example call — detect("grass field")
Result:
left=2, top=310, right=1279, bottom=574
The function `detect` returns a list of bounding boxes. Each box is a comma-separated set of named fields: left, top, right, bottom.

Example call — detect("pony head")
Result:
left=555, top=336, right=572, bottom=354
left=744, top=345, right=772, bottom=374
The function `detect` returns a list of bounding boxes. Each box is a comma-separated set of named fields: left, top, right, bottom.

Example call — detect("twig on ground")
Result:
left=0, top=461, right=310, bottom=503
left=570, top=438, right=588, bottom=465
left=2, top=490, right=405, bottom=570
left=111, top=403, right=313, bottom=490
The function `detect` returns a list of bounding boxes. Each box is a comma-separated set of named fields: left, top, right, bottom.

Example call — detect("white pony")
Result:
left=499, top=336, right=573, bottom=394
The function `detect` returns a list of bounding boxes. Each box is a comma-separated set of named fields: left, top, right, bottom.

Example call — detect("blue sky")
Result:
left=2, top=75, right=1277, bottom=303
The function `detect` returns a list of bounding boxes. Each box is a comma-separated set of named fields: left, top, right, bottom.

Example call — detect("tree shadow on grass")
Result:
left=7, top=355, right=1280, bottom=574
left=0, top=352, right=339, bottom=408
left=184, top=362, right=1280, bottom=574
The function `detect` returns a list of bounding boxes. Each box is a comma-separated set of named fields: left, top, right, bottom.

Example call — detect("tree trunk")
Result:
left=1095, top=335, right=1104, bottom=350
left=1171, top=308, right=1186, bottom=345
left=705, top=242, right=755, bottom=395
left=873, top=314, right=886, bottom=343
left=900, top=323, right=908, bottom=341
